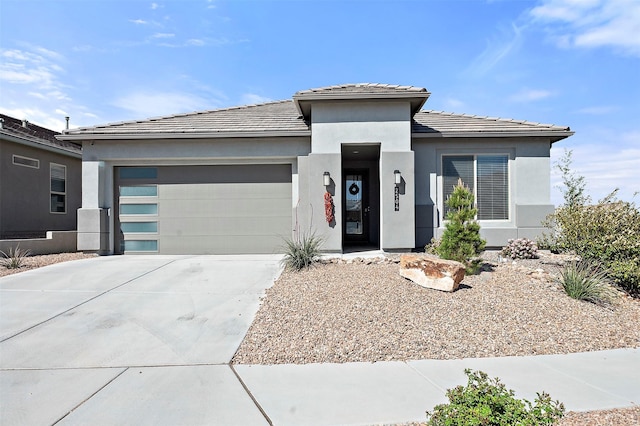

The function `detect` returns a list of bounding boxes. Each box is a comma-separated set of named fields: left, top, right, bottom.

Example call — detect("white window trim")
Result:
left=441, top=154, right=510, bottom=223
left=50, top=162, right=67, bottom=214
left=12, top=154, right=40, bottom=169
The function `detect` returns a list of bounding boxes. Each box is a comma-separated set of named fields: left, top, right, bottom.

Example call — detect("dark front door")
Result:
left=343, top=169, right=369, bottom=243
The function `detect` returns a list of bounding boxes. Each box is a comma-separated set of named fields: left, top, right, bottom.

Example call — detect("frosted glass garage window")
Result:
left=120, top=204, right=158, bottom=215
left=120, top=186, right=158, bottom=197
left=119, top=167, right=157, bottom=179
left=124, top=240, right=158, bottom=252
left=120, top=222, right=158, bottom=233
left=442, top=155, right=509, bottom=221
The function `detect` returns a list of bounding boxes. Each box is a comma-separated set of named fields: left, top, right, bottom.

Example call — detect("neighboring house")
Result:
left=58, top=83, right=573, bottom=255
left=0, top=114, right=81, bottom=239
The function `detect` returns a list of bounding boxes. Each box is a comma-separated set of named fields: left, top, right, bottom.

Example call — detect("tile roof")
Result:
left=294, top=83, right=428, bottom=96
left=413, top=110, right=572, bottom=140
left=62, top=100, right=309, bottom=138
left=0, top=114, right=81, bottom=155
left=58, top=85, right=572, bottom=142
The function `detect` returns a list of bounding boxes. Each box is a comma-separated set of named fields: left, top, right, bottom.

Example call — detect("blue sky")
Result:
left=1, top=0, right=638, bottom=205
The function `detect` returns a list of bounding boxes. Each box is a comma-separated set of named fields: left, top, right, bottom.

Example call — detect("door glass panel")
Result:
left=124, top=240, right=158, bottom=252
left=120, top=185, right=158, bottom=197
left=345, top=174, right=363, bottom=235
left=120, top=222, right=158, bottom=233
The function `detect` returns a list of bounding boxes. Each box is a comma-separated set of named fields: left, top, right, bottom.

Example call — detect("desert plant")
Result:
left=501, top=238, right=538, bottom=260
left=0, top=245, right=31, bottom=269
left=539, top=151, right=640, bottom=297
left=424, top=237, right=441, bottom=255
left=557, top=260, right=617, bottom=305
left=426, top=369, right=564, bottom=425
left=437, top=179, right=486, bottom=274
left=281, top=232, right=323, bottom=271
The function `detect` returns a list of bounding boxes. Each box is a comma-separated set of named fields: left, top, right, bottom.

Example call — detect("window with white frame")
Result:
left=442, top=155, right=509, bottom=220
left=50, top=163, right=66, bottom=213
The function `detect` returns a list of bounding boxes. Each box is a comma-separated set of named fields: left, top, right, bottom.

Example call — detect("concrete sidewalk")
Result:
left=1, top=349, right=637, bottom=425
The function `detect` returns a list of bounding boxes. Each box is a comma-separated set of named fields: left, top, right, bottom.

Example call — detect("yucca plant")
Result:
left=0, top=245, right=32, bottom=269
left=557, top=260, right=617, bottom=305
left=281, top=232, right=323, bottom=271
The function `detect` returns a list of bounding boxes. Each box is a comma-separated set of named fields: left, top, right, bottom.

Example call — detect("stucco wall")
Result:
left=0, top=139, right=81, bottom=238
left=78, top=136, right=311, bottom=253
left=413, top=137, right=554, bottom=248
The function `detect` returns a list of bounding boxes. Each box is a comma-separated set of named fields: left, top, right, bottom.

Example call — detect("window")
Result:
left=13, top=155, right=40, bottom=169
left=50, top=163, right=66, bottom=213
left=443, top=155, right=509, bottom=220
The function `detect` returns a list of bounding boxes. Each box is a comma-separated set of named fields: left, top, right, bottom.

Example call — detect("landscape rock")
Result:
left=399, top=254, right=466, bottom=292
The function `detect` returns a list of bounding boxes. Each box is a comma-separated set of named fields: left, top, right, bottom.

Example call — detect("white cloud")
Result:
left=0, top=106, right=67, bottom=131
left=241, top=93, right=272, bottom=105
left=443, top=97, right=466, bottom=111
left=509, top=88, right=554, bottom=102
left=467, top=23, right=523, bottom=76
left=529, top=0, right=640, bottom=56
left=152, top=33, right=175, bottom=38
left=130, top=19, right=148, bottom=25
left=111, top=91, right=218, bottom=118
left=151, top=3, right=161, bottom=10
left=0, top=48, right=65, bottom=91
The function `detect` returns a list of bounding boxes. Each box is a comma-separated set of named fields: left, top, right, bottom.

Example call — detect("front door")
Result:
left=343, top=169, right=369, bottom=243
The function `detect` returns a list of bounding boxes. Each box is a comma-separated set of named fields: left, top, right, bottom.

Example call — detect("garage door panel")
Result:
left=159, top=183, right=291, bottom=200
left=116, top=165, right=292, bottom=254
left=159, top=197, right=291, bottom=218
left=159, top=216, right=291, bottom=237
left=159, top=236, right=288, bottom=255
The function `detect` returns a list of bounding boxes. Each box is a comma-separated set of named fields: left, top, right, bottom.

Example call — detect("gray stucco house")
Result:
left=58, top=83, right=573, bottom=255
left=0, top=114, right=81, bottom=239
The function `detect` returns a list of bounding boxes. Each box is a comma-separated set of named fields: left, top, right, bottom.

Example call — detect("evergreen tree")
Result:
left=437, top=178, right=486, bottom=273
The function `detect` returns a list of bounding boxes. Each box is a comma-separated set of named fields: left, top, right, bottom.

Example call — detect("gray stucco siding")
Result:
left=413, top=137, right=554, bottom=248
left=0, top=140, right=81, bottom=238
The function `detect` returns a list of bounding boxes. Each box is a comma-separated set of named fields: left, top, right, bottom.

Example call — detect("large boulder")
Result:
left=399, top=254, right=466, bottom=292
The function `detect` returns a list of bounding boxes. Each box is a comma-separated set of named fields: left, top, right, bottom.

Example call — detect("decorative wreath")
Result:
left=348, top=183, right=360, bottom=196
left=324, top=191, right=335, bottom=224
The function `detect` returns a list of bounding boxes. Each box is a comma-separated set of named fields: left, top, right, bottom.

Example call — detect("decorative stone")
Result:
left=399, top=254, right=466, bottom=292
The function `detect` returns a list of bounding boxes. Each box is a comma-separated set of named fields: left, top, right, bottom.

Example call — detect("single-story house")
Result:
left=0, top=114, right=82, bottom=239
left=57, top=83, right=573, bottom=255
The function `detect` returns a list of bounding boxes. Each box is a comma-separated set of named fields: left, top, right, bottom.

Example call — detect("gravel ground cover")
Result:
left=233, top=252, right=639, bottom=364
left=234, top=251, right=640, bottom=424
left=0, top=252, right=96, bottom=278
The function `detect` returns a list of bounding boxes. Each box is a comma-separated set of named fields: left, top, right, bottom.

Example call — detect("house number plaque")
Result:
left=394, top=186, right=400, bottom=211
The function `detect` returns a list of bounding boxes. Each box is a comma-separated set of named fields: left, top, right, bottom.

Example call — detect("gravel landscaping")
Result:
left=233, top=251, right=639, bottom=364
left=0, top=252, right=96, bottom=278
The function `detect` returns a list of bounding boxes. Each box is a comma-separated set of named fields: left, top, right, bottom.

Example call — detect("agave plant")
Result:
left=281, top=232, right=323, bottom=271
left=0, top=245, right=32, bottom=269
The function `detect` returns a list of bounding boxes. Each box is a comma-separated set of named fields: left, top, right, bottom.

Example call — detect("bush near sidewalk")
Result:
left=426, top=369, right=565, bottom=425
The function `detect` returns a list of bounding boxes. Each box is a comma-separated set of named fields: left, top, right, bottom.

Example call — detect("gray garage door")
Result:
left=115, top=165, right=292, bottom=254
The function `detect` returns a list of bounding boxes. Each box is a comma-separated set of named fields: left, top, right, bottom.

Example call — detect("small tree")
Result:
left=437, top=179, right=486, bottom=273
left=555, top=149, right=590, bottom=209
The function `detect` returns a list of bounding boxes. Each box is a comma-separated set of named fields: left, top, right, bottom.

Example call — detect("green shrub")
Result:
left=557, top=260, right=617, bottom=305
left=426, top=369, right=564, bottom=425
left=281, top=232, right=323, bottom=271
left=501, top=238, right=538, bottom=260
left=607, top=260, right=640, bottom=297
left=437, top=179, right=486, bottom=274
left=0, top=245, right=31, bottom=269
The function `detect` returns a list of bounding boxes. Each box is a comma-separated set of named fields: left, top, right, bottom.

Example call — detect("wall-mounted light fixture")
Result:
left=323, top=171, right=331, bottom=186
left=394, top=170, right=402, bottom=185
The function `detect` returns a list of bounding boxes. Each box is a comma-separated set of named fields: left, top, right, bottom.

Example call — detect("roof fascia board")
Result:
left=57, top=130, right=312, bottom=141
left=1, top=131, right=82, bottom=158
left=412, top=130, right=574, bottom=142
left=293, top=92, right=431, bottom=118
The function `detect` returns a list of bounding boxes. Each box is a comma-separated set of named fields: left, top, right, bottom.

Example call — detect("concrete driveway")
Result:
left=0, top=255, right=282, bottom=425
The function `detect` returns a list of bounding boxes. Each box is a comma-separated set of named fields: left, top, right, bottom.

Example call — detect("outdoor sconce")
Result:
left=394, top=170, right=402, bottom=185
left=323, top=171, right=331, bottom=186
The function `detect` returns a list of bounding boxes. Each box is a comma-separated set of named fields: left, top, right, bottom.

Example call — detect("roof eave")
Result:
left=57, top=129, right=312, bottom=141
left=1, top=130, right=82, bottom=158
left=293, top=92, right=431, bottom=119
left=412, top=130, right=575, bottom=142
